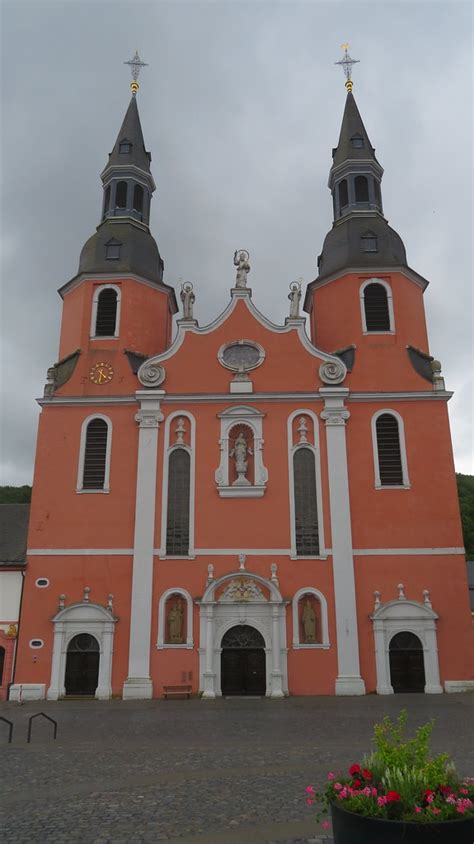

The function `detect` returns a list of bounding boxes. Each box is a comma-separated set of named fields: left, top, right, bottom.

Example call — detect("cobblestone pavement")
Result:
left=1, top=694, right=473, bottom=843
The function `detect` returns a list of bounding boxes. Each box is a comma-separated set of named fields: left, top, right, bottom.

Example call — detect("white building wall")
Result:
left=0, top=571, right=23, bottom=627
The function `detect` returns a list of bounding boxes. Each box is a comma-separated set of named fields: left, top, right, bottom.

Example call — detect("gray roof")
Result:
left=106, top=95, right=151, bottom=174
left=313, top=213, right=407, bottom=283
left=0, top=504, right=29, bottom=565
left=332, top=91, right=379, bottom=168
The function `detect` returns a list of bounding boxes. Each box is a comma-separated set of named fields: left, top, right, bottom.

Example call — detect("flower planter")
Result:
left=331, top=801, right=474, bottom=844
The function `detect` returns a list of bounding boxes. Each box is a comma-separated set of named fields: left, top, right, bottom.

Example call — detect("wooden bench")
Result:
left=163, top=684, right=192, bottom=700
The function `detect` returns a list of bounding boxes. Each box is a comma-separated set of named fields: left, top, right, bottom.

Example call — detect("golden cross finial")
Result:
left=124, top=50, right=148, bottom=96
left=335, top=44, right=360, bottom=92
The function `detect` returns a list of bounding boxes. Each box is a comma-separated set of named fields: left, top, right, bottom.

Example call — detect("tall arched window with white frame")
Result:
left=360, top=278, right=395, bottom=334
left=287, top=411, right=325, bottom=558
left=77, top=414, right=112, bottom=492
left=371, top=409, right=410, bottom=489
left=160, top=413, right=196, bottom=557
left=166, top=448, right=191, bottom=556
left=91, top=284, right=121, bottom=338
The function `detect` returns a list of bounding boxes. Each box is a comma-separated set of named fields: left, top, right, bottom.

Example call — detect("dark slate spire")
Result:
left=332, top=91, right=379, bottom=168
left=106, top=95, right=152, bottom=174
left=303, top=87, right=411, bottom=300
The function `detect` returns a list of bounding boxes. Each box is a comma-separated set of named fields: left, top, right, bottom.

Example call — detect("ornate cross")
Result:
left=124, top=50, right=148, bottom=95
left=335, top=43, right=359, bottom=92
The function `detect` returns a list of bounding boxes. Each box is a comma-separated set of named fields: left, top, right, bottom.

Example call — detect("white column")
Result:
left=202, top=605, right=216, bottom=698
left=47, top=622, right=64, bottom=700
left=270, top=604, right=284, bottom=698
left=372, top=620, right=393, bottom=694
left=97, top=624, right=114, bottom=700
left=123, top=390, right=164, bottom=700
left=320, top=388, right=365, bottom=695
left=424, top=624, right=443, bottom=694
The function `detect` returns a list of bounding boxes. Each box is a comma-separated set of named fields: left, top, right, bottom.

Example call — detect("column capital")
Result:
left=320, top=387, right=350, bottom=426
left=135, top=410, right=164, bottom=429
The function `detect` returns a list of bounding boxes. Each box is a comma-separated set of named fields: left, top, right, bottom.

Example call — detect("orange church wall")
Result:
left=354, top=555, right=474, bottom=692
left=309, top=272, right=432, bottom=392
left=28, top=405, right=138, bottom=549
left=346, top=401, right=464, bottom=550
left=13, top=555, right=133, bottom=696
left=151, top=400, right=332, bottom=553
left=58, top=276, right=173, bottom=366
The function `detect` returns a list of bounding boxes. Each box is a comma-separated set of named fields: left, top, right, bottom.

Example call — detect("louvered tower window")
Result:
left=133, top=184, right=144, bottom=214
left=82, top=419, right=108, bottom=489
left=376, top=414, right=404, bottom=486
left=115, top=181, right=127, bottom=209
left=338, top=178, right=348, bottom=209
left=95, top=288, right=118, bottom=336
left=364, top=283, right=390, bottom=331
left=294, top=448, right=319, bottom=556
left=355, top=175, right=369, bottom=202
left=166, top=449, right=190, bottom=556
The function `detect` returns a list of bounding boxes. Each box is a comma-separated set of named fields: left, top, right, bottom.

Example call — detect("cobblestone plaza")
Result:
left=1, top=694, right=473, bottom=843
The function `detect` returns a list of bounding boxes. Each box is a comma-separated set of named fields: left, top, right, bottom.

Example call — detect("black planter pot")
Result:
left=331, top=801, right=474, bottom=844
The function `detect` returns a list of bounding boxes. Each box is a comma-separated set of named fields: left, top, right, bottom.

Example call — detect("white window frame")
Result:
left=287, top=409, right=326, bottom=558
left=90, top=284, right=121, bottom=339
left=292, top=586, right=330, bottom=649
left=158, top=411, right=196, bottom=558
left=359, top=278, right=395, bottom=334
left=157, top=587, right=194, bottom=649
left=371, top=408, right=410, bottom=489
left=76, top=414, right=112, bottom=493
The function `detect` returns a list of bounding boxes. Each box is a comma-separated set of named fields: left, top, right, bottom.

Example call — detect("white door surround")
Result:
left=46, top=601, right=117, bottom=700
left=198, top=570, right=288, bottom=698
left=371, top=588, right=443, bottom=695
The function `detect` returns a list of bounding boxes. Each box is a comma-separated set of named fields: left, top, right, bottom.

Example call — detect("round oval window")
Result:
left=29, top=639, right=44, bottom=649
left=35, top=578, right=49, bottom=588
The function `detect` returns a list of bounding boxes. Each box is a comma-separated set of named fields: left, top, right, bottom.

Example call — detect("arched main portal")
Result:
left=389, top=631, right=425, bottom=693
left=221, top=625, right=266, bottom=696
left=65, top=633, right=100, bottom=696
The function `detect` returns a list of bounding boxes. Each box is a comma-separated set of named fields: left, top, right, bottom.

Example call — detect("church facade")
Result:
left=10, top=69, right=474, bottom=701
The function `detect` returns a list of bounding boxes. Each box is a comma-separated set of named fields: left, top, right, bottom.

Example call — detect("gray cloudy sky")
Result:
left=1, top=0, right=473, bottom=484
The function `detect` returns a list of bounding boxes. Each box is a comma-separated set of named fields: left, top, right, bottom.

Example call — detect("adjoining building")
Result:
left=10, top=54, right=474, bottom=700
left=0, top=504, right=29, bottom=700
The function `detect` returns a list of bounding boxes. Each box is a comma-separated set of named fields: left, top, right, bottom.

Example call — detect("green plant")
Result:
left=306, top=710, right=474, bottom=827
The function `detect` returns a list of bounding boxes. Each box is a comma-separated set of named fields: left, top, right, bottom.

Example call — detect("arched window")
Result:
left=375, top=413, right=404, bottom=486
left=355, top=175, right=369, bottom=203
left=133, top=184, right=144, bottom=214
left=363, top=282, right=391, bottom=331
left=78, top=417, right=111, bottom=492
left=293, top=448, right=319, bottom=556
left=338, top=178, right=348, bottom=209
left=115, top=181, right=127, bottom=209
left=103, top=185, right=111, bottom=219
left=166, top=449, right=191, bottom=556
left=95, top=288, right=118, bottom=336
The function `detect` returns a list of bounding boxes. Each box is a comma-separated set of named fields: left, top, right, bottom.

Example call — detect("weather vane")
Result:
left=335, top=43, right=359, bottom=93
left=124, top=50, right=148, bottom=96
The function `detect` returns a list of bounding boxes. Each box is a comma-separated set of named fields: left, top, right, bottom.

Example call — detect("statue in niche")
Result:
left=288, top=280, right=302, bottom=318
left=230, top=430, right=253, bottom=486
left=168, top=600, right=184, bottom=643
left=180, top=281, right=195, bottom=320
left=234, top=250, right=251, bottom=288
left=302, top=598, right=317, bottom=643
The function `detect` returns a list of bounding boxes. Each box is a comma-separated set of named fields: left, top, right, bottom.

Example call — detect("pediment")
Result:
left=218, top=577, right=268, bottom=603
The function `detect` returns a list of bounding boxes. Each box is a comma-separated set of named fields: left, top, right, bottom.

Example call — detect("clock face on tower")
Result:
left=89, top=362, right=114, bottom=385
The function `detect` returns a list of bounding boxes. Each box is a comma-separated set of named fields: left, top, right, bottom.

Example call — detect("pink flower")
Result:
left=327, top=772, right=335, bottom=781
left=446, top=796, right=456, bottom=804
left=371, top=787, right=378, bottom=797
left=305, top=786, right=315, bottom=795
left=377, top=796, right=387, bottom=806
left=426, top=793, right=435, bottom=804
left=340, top=787, right=348, bottom=799
left=460, top=788, right=469, bottom=795
left=430, top=807, right=441, bottom=815
left=334, top=783, right=343, bottom=791
left=321, top=820, right=331, bottom=830
left=362, top=786, right=372, bottom=797
left=457, top=805, right=466, bottom=814
left=415, top=806, right=422, bottom=814
left=306, top=798, right=315, bottom=806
